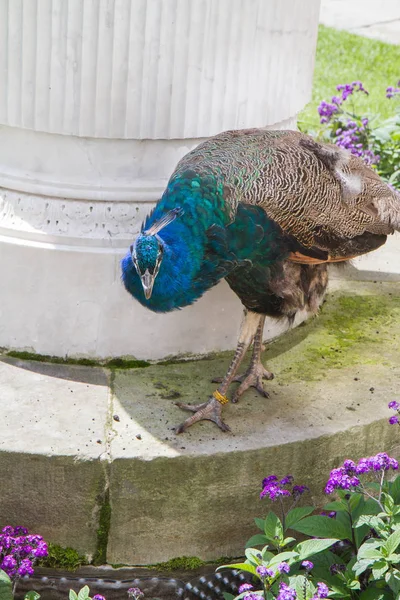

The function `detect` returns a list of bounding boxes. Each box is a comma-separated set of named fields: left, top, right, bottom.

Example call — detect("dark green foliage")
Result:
left=39, top=543, right=86, bottom=571
left=153, top=556, right=207, bottom=571
left=93, top=492, right=111, bottom=566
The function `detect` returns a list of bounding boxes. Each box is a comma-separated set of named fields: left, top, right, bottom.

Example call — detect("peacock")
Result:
left=121, top=128, right=400, bottom=433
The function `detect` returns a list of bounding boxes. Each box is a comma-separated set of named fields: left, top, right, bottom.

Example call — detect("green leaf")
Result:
left=222, top=594, right=235, bottom=600
left=285, top=506, right=315, bottom=529
left=384, top=528, right=400, bottom=555
left=0, top=570, right=13, bottom=600
left=268, top=551, right=299, bottom=567
left=360, top=586, right=393, bottom=600
left=291, top=574, right=310, bottom=600
left=264, top=511, right=283, bottom=542
left=386, top=571, right=400, bottom=595
left=296, top=538, right=339, bottom=561
left=255, top=517, right=265, bottom=531
left=371, top=560, right=389, bottom=580
left=282, top=537, right=296, bottom=546
left=262, top=547, right=274, bottom=562
left=245, top=534, right=269, bottom=548
left=24, top=593, right=41, bottom=600
left=290, top=516, right=350, bottom=540
left=353, top=558, right=375, bottom=577
left=77, top=587, right=90, bottom=600
left=216, top=562, right=257, bottom=576
left=69, top=592, right=78, bottom=600
left=245, top=548, right=262, bottom=565
left=354, top=515, right=385, bottom=532
left=390, top=476, right=400, bottom=504
left=323, top=501, right=346, bottom=512
left=358, top=545, right=383, bottom=561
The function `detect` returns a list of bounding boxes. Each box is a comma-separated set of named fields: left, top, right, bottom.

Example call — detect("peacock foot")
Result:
left=175, top=396, right=231, bottom=434
left=230, top=363, right=274, bottom=403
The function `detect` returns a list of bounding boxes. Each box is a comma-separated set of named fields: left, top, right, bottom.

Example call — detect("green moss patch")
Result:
left=267, top=286, right=400, bottom=382
left=153, top=556, right=207, bottom=571
left=39, top=543, right=86, bottom=571
left=5, top=351, right=150, bottom=370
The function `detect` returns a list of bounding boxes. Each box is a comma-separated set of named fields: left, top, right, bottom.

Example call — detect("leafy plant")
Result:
left=219, top=453, right=400, bottom=600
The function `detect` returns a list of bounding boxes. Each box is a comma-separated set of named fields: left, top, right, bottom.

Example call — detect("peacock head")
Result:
left=130, top=234, right=163, bottom=300
left=130, top=207, right=183, bottom=300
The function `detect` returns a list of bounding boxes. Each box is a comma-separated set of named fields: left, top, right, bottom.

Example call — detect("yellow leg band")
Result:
left=213, top=390, right=229, bottom=405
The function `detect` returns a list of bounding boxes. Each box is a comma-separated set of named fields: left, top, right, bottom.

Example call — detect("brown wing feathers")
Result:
left=175, top=128, right=400, bottom=264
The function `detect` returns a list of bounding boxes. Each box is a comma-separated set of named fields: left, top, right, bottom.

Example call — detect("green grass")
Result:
left=299, top=25, right=400, bottom=131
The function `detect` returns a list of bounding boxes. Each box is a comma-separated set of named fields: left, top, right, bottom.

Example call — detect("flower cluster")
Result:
left=260, top=475, right=309, bottom=501
left=301, top=561, right=314, bottom=571
left=334, top=118, right=380, bottom=165
left=276, top=582, right=297, bottom=600
left=127, top=589, right=144, bottom=600
left=317, top=81, right=368, bottom=124
left=325, top=453, right=399, bottom=493
left=388, top=400, right=400, bottom=425
left=316, top=81, right=383, bottom=165
left=93, top=596, right=106, bottom=600
left=386, top=82, right=400, bottom=99
left=0, top=525, right=48, bottom=580
left=311, top=582, right=329, bottom=600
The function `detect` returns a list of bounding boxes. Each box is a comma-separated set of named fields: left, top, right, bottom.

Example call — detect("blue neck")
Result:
left=121, top=172, right=288, bottom=313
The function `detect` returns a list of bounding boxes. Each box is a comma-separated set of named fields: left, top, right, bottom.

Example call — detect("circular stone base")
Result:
left=0, top=279, right=398, bottom=564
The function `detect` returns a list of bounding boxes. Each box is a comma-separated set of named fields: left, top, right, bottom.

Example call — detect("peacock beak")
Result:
left=141, top=269, right=155, bottom=300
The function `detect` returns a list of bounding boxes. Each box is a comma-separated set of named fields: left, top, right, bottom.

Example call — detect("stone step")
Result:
left=1, top=278, right=399, bottom=565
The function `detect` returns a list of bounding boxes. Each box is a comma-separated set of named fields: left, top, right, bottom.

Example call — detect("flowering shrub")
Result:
left=219, top=453, right=400, bottom=600
left=307, top=80, right=400, bottom=189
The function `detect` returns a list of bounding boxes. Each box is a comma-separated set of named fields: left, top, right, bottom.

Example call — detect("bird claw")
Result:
left=231, top=364, right=274, bottom=403
left=175, top=397, right=231, bottom=434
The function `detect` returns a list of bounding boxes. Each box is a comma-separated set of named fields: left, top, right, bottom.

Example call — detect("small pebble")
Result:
left=113, top=414, right=120, bottom=422
left=136, top=434, right=142, bottom=440
left=370, top=387, right=375, bottom=393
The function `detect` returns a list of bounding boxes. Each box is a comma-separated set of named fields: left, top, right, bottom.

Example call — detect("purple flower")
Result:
left=1, top=527, right=14, bottom=535
left=389, top=401, right=400, bottom=410
left=262, top=475, right=278, bottom=486
left=239, top=583, right=254, bottom=593
left=244, top=594, right=259, bottom=600
left=256, top=565, right=274, bottom=578
left=277, top=562, right=290, bottom=574
left=33, top=541, right=48, bottom=558
left=316, top=582, right=329, bottom=598
left=301, top=561, right=314, bottom=570
left=330, top=563, right=346, bottom=575
left=1, top=555, right=17, bottom=576
left=93, top=596, right=106, bottom=600
left=280, top=475, right=294, bottom=485
left=293, top=485, right=309, bottom=497
left=324, top=466, right=360, bottom=494
left=18, top=559, right=34, bottom=577
left=389, top=415, right=399, bottom=425
left=277, top=582, right=297, bottom=600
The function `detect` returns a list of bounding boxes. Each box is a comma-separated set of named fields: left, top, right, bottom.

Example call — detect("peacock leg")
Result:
left=175, top=311, right=263, bottom=433
left=230, top=315, right=274, bottom=403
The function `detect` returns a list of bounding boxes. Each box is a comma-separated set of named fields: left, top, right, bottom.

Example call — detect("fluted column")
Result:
left=0, top=0, right=321, bottom=359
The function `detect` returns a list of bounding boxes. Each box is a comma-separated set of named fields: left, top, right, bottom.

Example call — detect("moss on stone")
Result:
left=153, top=556, right=207, bottom=571
left=39, top=543, right=86, bottom=571
left=5, top=350, right=150, bottom=369
left=106, top=357, right=150, bottom=369
left=93, top=491, right=112, bottom=566
left=267, top=288, right=400, bottom=382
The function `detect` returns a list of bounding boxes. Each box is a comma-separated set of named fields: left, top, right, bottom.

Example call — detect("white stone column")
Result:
left=0, top=0, right=321, bottom=360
